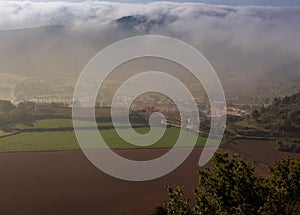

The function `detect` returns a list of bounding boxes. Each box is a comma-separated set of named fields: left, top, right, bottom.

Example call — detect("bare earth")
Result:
left=0, top=143, right=299, bottom=215
left=228, top=139, right=300, bottom=166
left=0, top=148, right=203, bottom=215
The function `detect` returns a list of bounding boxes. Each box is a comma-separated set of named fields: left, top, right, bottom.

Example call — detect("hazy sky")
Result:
left=1, top=0, right=300, bottom=30
left=99, top=0, right=300, bottom=7
left=2, top=0, right=300, bottom=6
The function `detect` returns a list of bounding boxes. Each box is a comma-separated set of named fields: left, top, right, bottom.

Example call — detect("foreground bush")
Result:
left=153, top=152, right=300, bottom=215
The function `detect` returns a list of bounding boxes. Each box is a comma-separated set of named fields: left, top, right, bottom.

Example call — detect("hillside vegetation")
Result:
left=228, top=92, right=300, bottom=153
left=259, top=92, right=300, bottom=135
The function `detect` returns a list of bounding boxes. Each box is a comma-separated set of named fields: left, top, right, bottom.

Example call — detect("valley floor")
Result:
left=0, top=144, right=299, bottom=215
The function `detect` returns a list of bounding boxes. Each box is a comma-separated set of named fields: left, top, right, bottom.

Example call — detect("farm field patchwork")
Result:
left=0, top=119, right=207, bottom=152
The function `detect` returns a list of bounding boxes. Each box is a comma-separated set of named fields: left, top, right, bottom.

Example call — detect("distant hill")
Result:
left=233, top=92, right=300, bottom=137
left=0, top=21, right=299, bottom=102
left=228, top=92, right=300, bottom=153
left=253, top=61, right=300, bottom=101
left=259, top=92, right=300, bottom=135
left=113, top=14, right=176, bottom=32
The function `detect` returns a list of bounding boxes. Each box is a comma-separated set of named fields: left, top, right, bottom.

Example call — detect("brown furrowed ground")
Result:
left=0, top=148, right=203, bottom=215
left=0, top=144, right=299, bottom=215
left=228, top=139, right=300, bottom=166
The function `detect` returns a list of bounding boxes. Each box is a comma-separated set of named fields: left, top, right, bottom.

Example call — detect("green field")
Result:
left=14, top=119, right=111, bottom=129
left=14, top=119, right=73, bottom=129
left=0, top=130, right=11, bottom=137
left=0, top=118, right=208, bottom=152
left=13, top=119, right=146, bottom=129
left=0, top=131, right=78, bottom=152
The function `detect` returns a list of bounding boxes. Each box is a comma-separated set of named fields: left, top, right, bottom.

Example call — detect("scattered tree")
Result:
left=252, top=109, right=260, bottom=120
left=0, top=100, right=15, bottom=113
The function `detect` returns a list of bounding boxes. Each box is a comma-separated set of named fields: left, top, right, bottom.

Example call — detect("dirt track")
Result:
left=0, top=144, right=299, bottom=215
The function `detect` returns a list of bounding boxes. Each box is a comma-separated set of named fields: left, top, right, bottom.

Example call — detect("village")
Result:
left=7, top=93, right=260, bottom=134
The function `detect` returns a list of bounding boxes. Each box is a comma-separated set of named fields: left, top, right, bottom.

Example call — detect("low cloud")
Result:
left=0, top=1, right=300, bottom=98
